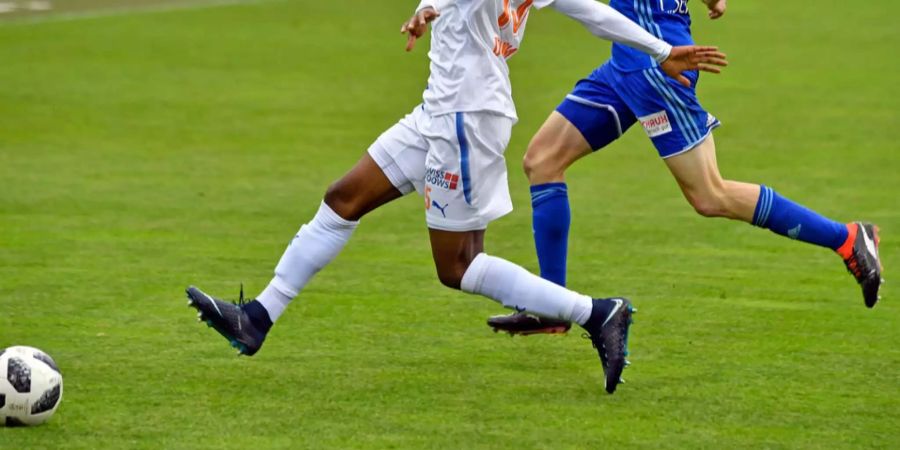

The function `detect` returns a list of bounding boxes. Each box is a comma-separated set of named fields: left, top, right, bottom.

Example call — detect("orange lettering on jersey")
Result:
left=503, top=43, right=518, bottom=58
left=492, top=37, right=518, bottom=58
left=498, top=0, right=511, bottom=27
left=497, top=0, right=534, bottom=34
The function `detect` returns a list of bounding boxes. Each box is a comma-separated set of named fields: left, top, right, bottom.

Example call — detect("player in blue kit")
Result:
left=488, top=0, right=883, bottom=335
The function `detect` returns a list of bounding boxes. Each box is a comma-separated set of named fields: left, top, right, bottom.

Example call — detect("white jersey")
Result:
left=422, top=0, right=553, bottom=121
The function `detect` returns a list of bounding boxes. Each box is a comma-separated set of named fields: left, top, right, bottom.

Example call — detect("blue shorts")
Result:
left=556, top=62, right=720, bottom=158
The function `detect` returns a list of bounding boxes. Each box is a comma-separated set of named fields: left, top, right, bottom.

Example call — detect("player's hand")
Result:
left=704, top=0, right=727, bottom=19
left=401, top=7, right=440, bottom=52
left=659, top=45, right=728, bottom=87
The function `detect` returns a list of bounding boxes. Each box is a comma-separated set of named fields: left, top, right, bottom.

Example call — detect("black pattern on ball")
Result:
left=5, top=416, right=26, bottom=427
left=0, top=394, right=5, bottom=409
left=31, top=384, right=61, bottom=414
left=32, top=351, right=60, bottom=374
left=7, top=357, right=31, bottom=394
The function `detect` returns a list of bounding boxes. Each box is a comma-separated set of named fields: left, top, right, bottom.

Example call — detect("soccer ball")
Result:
left=0, top=346, right=63, bottom=426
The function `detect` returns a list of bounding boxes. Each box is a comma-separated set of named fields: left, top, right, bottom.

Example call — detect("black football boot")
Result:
left=581, top=297, right=634, bottom=394
left=186, top=285, right=271, bottom=356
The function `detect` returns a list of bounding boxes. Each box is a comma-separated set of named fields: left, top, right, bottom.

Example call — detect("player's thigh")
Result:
left=324, top=153, right=404, bottom=221
left=662, top=133, right=724, bottom=195
left=332, top=106, right=432, bottom=220
left=523, top=112, right=592, bottom=183
left=422, top=111, right=514, bottom=232
left=428, top=228, right=485, bottom=289
left=616, top=67, right=720, bottom=159
left=537, top=66, right=638, bottom=173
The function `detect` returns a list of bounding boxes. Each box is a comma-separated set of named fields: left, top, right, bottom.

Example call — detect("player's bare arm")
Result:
left=703, top=0, right=727, bottom=19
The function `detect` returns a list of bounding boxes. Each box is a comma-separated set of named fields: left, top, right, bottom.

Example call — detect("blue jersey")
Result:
left=553, top=0, right=716, bottom=158
left=610, top=0, right=694, bottom=71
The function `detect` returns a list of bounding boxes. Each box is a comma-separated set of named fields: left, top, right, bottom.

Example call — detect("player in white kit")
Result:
left=185, top=0, right=727, bottom=394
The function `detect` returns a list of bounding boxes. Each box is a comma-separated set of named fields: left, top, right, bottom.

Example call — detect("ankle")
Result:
left=243, top=301, right=273, bottom=333
left=582, top=298, right=613, bottom=330
left=835, top=223, right=856, bottom=259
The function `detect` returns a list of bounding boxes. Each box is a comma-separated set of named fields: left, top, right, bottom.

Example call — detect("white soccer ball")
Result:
left=0, top=346, right=63, bottom=426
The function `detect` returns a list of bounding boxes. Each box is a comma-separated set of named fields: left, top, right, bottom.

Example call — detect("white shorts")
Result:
left=368, top=105, right=514, bottom=231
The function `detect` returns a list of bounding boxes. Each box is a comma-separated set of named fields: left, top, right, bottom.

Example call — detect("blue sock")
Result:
left=753, top=185, right=848, bottom=250
left=531, top=183, right=570, bottom=286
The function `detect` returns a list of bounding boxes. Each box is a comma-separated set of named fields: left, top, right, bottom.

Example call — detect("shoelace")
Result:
left=845, top=250, right=870, bottom=279
left=229, top=283, right=247, bottom=307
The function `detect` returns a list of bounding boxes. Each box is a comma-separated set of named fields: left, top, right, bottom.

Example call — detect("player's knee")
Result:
left=523, top=141, right=564, bottom=182
left=691, top=200, right=723, bottom=218
left=433, top=256, right=471, bottom=290
left=685, top=190, right=728, bottom=218
left=435, top=264, right=467, bottom=290
left=323, top=181, right=363, bottom=221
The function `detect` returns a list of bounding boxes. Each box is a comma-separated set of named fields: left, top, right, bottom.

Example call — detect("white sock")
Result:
left=460, top=253, right=593, bottom=325
left=256, top=201, right=358, bottom=322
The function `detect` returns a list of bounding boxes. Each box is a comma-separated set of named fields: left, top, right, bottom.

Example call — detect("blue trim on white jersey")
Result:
left=455, top=112, right=472, bottom=205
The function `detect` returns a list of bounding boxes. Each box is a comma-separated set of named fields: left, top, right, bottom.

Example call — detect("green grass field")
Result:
left=1, top=0, right=898, bottom=448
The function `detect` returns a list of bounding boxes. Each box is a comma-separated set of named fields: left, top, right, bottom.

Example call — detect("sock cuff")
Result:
left=752, top=185, right=775, bottom=227
left=530, top=182, right=568, bottom=193
left=269, top=275, right=300, bottom=298
left=530, top=183, right=568, bottom=206
left=835, top=223, right=856, bottom=257
left=461, top=252, right=491, bottom=294
left=317, top=201, right=359, bottom=229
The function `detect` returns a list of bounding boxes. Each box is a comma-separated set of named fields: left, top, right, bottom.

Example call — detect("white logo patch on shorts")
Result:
left=638, top=110, right=673, bottom=138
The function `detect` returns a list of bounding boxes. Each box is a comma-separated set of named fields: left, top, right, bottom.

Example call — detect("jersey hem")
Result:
left=423, top=105, right=518, bottom=122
